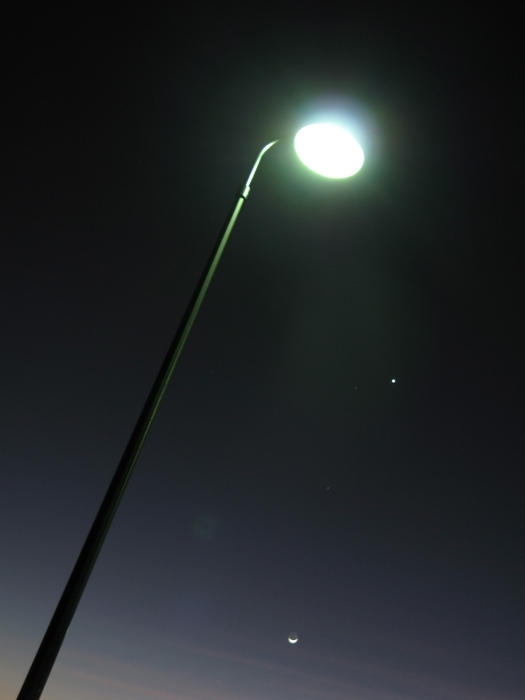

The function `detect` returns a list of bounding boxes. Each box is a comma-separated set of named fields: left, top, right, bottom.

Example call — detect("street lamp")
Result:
left=17, top=122, right=364, bottom=700
left=294, top=122, right=365, bottom=178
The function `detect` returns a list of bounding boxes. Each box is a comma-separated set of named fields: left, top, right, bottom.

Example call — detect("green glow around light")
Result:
left=294, top=123, right=364, bottom=178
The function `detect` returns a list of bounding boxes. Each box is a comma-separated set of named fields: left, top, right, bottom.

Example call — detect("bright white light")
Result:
left=294, top=123, right=364, bottom=178
left=391, top=378, right=396, bottom=383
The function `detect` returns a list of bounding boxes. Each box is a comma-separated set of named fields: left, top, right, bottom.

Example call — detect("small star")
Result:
left=391, top=378, right=396, bottom=384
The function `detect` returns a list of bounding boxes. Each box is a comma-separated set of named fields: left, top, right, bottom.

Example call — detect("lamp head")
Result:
left=294, top=122, right=364, bottom=178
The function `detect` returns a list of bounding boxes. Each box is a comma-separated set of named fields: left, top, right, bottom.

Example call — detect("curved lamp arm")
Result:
left=243, top=139, right=279, bottom=195
left=17, top=138, right=280, bottom=700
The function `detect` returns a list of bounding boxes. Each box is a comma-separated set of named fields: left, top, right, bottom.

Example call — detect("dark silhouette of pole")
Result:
left=17, top=139, right=278, bottom=700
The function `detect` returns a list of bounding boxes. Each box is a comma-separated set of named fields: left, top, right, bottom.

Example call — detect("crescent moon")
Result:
left=288, top=635, right=299, bottom=644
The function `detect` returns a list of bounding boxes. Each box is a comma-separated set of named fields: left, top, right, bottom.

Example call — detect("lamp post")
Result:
left=17, top=123, right=364, bottom=700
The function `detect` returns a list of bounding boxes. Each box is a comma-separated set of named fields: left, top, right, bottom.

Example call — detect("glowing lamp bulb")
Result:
left=294, top=123, right=364, bottom=178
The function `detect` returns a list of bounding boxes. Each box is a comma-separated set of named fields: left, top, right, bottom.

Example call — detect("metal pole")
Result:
left=17, top=139, right=279, bottom=700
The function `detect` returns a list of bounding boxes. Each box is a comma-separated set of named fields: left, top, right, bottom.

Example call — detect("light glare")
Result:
left=294, top=123, right=364, bottom=178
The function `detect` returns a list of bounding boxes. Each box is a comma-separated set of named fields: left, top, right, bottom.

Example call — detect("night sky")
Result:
left=2, top=4, right=524, bottom=699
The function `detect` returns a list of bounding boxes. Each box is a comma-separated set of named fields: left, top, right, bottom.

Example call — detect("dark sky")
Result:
left=2, top=4, right=524, bottom=699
